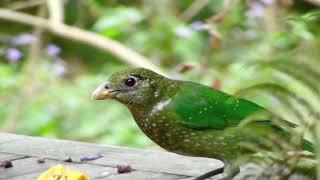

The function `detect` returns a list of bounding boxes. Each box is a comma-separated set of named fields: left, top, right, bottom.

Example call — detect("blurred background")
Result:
left=0, top=0, right=319, bottom=150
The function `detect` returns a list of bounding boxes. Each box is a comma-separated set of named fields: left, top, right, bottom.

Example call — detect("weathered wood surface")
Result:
left=0, top=133, right=223, bottom=180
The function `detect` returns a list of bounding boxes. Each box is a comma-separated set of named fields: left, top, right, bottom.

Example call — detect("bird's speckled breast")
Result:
left=132, top=98, right=244, bottom=160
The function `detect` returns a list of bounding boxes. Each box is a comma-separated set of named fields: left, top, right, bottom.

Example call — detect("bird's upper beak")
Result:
left=91, top=82, right=112, bottom=100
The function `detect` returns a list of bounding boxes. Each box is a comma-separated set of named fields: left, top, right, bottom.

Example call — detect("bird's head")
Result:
left=92, top=68, right=169, bottom=106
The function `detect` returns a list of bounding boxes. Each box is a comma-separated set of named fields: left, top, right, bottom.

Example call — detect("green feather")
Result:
left=173, top=82, right=265, bottom=129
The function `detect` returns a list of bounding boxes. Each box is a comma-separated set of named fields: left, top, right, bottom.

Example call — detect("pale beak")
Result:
left=91, top=83, right=112, bottom=100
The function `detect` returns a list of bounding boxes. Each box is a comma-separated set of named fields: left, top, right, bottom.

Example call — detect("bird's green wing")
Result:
left=171, top=82, right=268, bottom=130
left=170, top=82, right=314, bottom=152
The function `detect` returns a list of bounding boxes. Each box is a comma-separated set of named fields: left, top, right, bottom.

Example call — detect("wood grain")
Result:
left=0, top=133, right=223, bottom=179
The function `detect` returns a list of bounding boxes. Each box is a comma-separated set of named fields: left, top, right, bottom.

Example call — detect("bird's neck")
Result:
left=126, top=79, right=181, bottom=119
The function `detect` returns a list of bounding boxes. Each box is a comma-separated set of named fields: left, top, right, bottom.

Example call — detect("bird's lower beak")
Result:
left=91, top=83, right=112, bottom=100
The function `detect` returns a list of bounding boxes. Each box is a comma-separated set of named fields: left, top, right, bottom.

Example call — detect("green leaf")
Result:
left=92, top=7, right=144, bottom=37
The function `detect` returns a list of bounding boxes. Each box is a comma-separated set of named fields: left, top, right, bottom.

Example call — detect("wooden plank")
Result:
left=0, top=153, right=26, bottom=161
left=3, top=157, right=184, bottom=180
left=0, top=133, right=223, bottom=177
left=3, top=133, right=307, bottom=180
left=0, top=133, right=24, bottom=144
left=10, top=172, right=183, bottom=180
left=9, top=170, right=183, bottom=180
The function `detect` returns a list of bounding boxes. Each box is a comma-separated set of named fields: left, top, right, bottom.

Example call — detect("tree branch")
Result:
left=8, top=0, right=44, bottom=10
left=305, top=0, right=320, bottom=6
left=0, top=8, right=164, bottom=75
left=46, top=0, right=64, bottom=24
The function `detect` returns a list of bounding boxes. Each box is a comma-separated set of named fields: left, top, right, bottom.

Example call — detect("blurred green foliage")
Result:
left=0, top=0, right=319, bottom=152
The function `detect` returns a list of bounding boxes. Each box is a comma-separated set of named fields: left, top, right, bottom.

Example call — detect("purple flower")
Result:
left=80, top=153, right=103, bottom=162
left=246, top=2, right=265, bottom=18
left=190, top=21, right=206, bottom=31
left=52, top=60, right=68, bottom=77
left=175, top=26, right=192, bottom=38
left=5, top=48, right=22, bottom=63
left=260, top=0, right=275, bottom=5
left=46, top=44, right=61, bottom=57
left=13, top=33, right=36, bottom=45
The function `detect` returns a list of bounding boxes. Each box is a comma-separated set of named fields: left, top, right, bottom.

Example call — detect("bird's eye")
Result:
left=104, top=84, right=110, bottom=89
left=124, top=77, right=137, bottom=87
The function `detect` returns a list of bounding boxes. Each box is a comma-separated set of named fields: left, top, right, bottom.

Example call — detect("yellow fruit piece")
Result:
left=38, top=164, right=89, bottom=180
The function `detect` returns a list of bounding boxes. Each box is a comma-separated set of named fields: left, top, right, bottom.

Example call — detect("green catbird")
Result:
left=92, top=68, right=313, bottom=179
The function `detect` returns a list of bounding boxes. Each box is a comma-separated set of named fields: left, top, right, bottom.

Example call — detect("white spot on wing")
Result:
left=150, top=99, right=172, bottom=116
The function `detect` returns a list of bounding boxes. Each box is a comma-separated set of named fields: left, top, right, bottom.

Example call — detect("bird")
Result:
left=91, top=67, right=314, bottom=179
